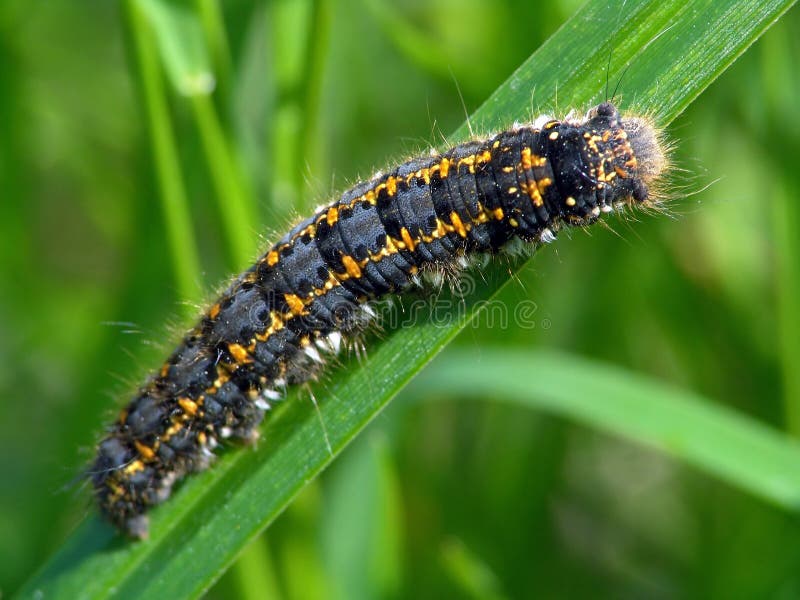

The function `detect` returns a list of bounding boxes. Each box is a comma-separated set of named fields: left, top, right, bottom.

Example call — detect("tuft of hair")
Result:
left=619, top=107, right=674, bottom=213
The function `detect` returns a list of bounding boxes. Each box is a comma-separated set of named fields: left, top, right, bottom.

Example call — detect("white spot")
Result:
left=411, top=274, right=423, bottom=287
left=220, top=427, right=232, bottom=439
left=255, top=398, right=271, bottom=410
left=601, top=204, right=613, bottom=213
left=456, top=255, right=470, bottom=269
left=262, top=388, right=282, bottom=401
left=532, top=114, right=553, bottom=128
left=590, top=206, right=601, bottom=217
left=425, top=270, right=445, bottom=287
left=274, top=378, right=287, bottom=387
left=304, top=344, right=323, bottom=363
left=361, top=304, right=377, bottom=318
left=540, top=228, right=557, bottom=243
left=327, top=331, right=343, bottom=353
left=207, top=437, right=218, bottom=450
left=202, top=446, right=215, bottom=458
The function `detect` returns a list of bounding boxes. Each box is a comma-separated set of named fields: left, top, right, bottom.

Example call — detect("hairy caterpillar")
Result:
left=91, top=101, right=667, bottom=538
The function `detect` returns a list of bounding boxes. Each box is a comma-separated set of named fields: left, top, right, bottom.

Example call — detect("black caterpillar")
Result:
left=92, top=102, right=667, bottom=538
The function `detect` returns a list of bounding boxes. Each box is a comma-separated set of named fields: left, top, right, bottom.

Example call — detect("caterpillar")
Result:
left=91, top=101, right=667, bottom=538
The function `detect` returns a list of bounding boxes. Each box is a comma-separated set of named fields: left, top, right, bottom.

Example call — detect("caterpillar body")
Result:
left=92, top=101, right=667, bottom=538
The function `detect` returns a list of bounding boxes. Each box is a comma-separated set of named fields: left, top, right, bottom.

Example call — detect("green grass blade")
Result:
left=190, top=92, right=259, bottom=269
left=136, top=0, right=215, bottom=96
left=16, top=0, right=796, bottom=598
left=760, top=26, right=800, bottom=436
left=126, top=0, right=203, bottom=309
left=194, top=0, right=232, bottom=98
left=411, top=348, right=800, bottom=510
left=138, top=0, right=258, bottom=268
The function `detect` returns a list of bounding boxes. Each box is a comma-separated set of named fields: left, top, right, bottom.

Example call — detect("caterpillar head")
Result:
left=582, top=101, right=667, bottom=211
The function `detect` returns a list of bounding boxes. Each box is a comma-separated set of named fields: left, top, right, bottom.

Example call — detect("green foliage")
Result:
left=2, top=0, right=799, bottom=597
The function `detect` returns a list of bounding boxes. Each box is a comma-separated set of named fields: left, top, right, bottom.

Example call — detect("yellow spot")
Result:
left=521, top=182, right=544, bottom=207
left=159, top=363, right=170, bottom=378
left=266, top=250, right=279, bottom=267
left=197, top=431, right=207, bottom=445
left=341, top=254, right=362, bottom=278
left=400, top=228, right=417, bottom=251
left=509, top=218, right=519, bottom=227
left=178, top=397, right=198, bottom=417
left=520, top=147, right=546, bottom=170
left=439, top=158, right=451, bottom=178
left=450, top=211, right=467, bottom=237
left=537, top=177, right=552, bottom=194
left=507, top=187, right=518, bottom=195
left=477, top=150, right=492, bottom=164
left=213, top=365, right=232, bottom=388
left=566, top=197, right=576, bottom=207
left=386, top=176, right=398, bottom=196
left=164, top=421, right=183, bottom=439
left=284, top=293, right=305, bottom=315
left=492, top=207, right=504, bottom=220
left=228, top=343, right=252, bottom=364
left=521, top=147, right=533, bottom=170
left=549, top=131, right=559, bottom=140
left=124, top=459, right=146, bottom=474
left=209, top=303, right=221, bottom=319
left=326, top=206, right=339, bottom=226
left=457, top=155, right=475, bottom=169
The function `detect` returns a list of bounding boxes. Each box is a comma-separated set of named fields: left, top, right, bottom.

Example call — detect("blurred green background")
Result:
left=2, top=0, right=800, bottom=597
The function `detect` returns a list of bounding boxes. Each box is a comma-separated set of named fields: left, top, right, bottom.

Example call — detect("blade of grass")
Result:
left=410, top=348, right=800, bottom=509
left=194, top=0, right=232, bottom=99
left=266, top=0, right=331, bottom=215
left=190, top=93, right=259, bottom=269
left=17, top=0, right=797, bottom=598
left=293, top=0, right=331, bottom=214
left=126, top=0, right=202, bottom=310
left=229, top=535, right=283, bottom=600
left=139, top=0, right=258, bottom=269
left=760, top=28, right=800, bottom=437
